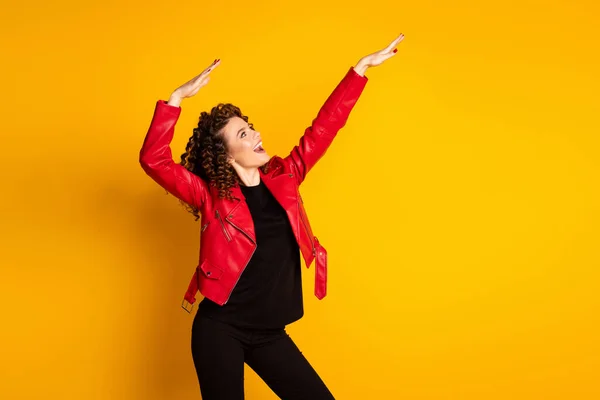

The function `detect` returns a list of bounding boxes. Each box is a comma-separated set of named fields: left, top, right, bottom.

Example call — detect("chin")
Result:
left=244, top=151, right=271, bottom=168
left=257, top=159, right=268, bottom=168
left=257, top=151, right=270, bottom=161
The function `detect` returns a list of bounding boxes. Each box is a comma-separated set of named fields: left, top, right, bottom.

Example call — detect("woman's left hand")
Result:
left=354, top=33, right=405, bottom=75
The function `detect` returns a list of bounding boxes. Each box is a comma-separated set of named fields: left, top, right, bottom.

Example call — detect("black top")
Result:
left=197, top=178, right=304, bottom=328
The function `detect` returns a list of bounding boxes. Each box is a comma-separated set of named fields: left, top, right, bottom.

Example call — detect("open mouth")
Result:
left=253, top=141, right=266, bottom=153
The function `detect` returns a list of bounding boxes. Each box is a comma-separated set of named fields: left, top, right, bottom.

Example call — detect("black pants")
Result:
left=191, top=313, right=335, bottom=400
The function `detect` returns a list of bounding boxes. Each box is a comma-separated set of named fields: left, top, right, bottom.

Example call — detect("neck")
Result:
left=233, top=164, right=260, bottom=187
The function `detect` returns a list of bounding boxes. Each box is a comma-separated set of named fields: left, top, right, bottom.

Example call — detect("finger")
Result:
left=198, top=77, right=210, bottom=89
left=202, top=59, right=221, bottom=75
left=383, top=33, right=404, bottom=52
left=193, top=67, right=218, bottom=84
left=386, top=34, right=404, bottom=51
left=193, top=59, right=221, bottom=81
left=194, top=74, right=210, bottom=87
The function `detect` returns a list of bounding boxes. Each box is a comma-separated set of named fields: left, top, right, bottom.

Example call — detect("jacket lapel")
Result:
left=259, top=168, right=298, bottom=213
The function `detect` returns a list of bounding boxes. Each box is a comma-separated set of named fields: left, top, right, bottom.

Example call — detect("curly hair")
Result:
left=177, top=103, right=271, bottom=221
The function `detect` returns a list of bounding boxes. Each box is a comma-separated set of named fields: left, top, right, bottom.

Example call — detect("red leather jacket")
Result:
left=140, top=66, right=368, bottom=312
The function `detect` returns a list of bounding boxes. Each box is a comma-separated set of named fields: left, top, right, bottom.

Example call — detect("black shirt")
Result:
left=197, top=178, right=304, bottom=328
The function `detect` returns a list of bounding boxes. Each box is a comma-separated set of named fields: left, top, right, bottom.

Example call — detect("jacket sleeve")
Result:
left=139, top=100, right=209, bottom=210
left=283, top=66, right=368, bottom=185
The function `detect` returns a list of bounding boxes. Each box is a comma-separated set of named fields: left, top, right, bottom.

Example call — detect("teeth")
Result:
left=254, top=141, right=263, bottom=151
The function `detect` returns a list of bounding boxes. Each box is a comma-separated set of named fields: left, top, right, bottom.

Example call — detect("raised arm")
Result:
left=284, top=33, right=405, bottom=185
left=139, top=59, right=222, bottom=210
left=284, top=65, right=368, bottom=185
left=139, top=100, right=209, bottom=210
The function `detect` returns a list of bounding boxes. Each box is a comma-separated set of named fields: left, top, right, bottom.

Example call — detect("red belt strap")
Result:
left=182, top=268, right=199, bottom=313
left=314, top=236, right=328, bottom=300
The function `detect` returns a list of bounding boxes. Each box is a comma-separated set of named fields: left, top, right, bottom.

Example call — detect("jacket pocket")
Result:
left=199, top=259, right=224, bottom=280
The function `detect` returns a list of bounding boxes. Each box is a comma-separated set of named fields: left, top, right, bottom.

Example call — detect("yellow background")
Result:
left=1, top=0, right=599, bottom=399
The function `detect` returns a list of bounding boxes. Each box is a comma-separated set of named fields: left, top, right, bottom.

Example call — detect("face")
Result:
left=220, top=116, right=270, bottom=169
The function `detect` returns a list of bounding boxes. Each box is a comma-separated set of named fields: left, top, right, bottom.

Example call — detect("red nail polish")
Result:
left=393, top=48, right=397, bottom=53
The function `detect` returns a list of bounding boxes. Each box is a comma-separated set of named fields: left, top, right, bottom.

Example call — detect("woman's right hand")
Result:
left=168, top=58, right=221, bottom=107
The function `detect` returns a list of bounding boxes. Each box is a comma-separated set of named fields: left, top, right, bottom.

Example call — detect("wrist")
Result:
left=167, top=92, right=183, bottom=107
left=353, top=60, right=369, bottom=76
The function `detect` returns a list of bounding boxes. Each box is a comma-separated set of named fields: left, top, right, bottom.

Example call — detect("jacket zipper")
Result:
left=298, top=201, right=316, bottom=257
left=222, top=216, right=257, bottom=305
left=215, top=210, right=231, bottom=242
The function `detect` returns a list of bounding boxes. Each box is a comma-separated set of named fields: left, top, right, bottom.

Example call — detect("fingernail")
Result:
left=393, top=48, right=397, bottom=53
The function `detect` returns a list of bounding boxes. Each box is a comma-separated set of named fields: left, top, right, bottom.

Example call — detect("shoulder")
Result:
left=265, top=155, right=293, bottom=175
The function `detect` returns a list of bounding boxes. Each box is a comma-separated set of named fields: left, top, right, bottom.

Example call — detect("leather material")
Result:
left=140, top=66, right=368, bottom=308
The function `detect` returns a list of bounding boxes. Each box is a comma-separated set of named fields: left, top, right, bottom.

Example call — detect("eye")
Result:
left=240, top=132, right=246, bottom=138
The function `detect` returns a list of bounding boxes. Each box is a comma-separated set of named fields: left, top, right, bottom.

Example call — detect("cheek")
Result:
left=229, top=141, right=253, bottom=159
left=240, top=141, right=254, bottom=154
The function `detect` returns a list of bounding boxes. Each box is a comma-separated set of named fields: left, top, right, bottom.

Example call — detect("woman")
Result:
left=139, top=33, right=404, bottom=400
